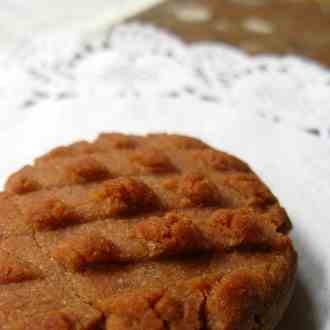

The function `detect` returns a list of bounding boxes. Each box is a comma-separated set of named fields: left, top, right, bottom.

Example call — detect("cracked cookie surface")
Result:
left=1, top=133, right=297, bottom=329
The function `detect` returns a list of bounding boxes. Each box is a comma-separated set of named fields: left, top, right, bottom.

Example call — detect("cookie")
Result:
left=1, top=133, right=297, bottom=330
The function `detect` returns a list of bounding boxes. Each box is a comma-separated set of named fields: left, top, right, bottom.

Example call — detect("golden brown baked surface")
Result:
left=0, top=133, right=297, bottom=330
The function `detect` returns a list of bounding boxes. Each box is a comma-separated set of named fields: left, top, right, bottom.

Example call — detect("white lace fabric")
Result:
left=1, top=23, right=330, bottom=138
left=0, top=96, right=329, bottom=330
left=0, top=22, right=329, bottom=330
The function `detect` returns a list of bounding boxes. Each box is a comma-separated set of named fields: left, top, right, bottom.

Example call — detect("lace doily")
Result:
left=0, top=22, right=329, bottom=329
left=1, top=23, right=330, bottom=138
left=0, top=96, right=329, bottom=330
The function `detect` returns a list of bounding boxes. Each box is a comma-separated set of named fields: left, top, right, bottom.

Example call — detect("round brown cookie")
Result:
left=1, top=133, right=297, bottom=330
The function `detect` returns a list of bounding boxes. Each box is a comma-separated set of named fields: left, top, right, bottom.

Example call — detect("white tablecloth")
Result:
left=0, top=0, right=162, bottom=46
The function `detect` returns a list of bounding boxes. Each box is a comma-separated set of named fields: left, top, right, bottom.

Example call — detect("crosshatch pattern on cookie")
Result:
left=0, top=133, right=297, bottom=330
